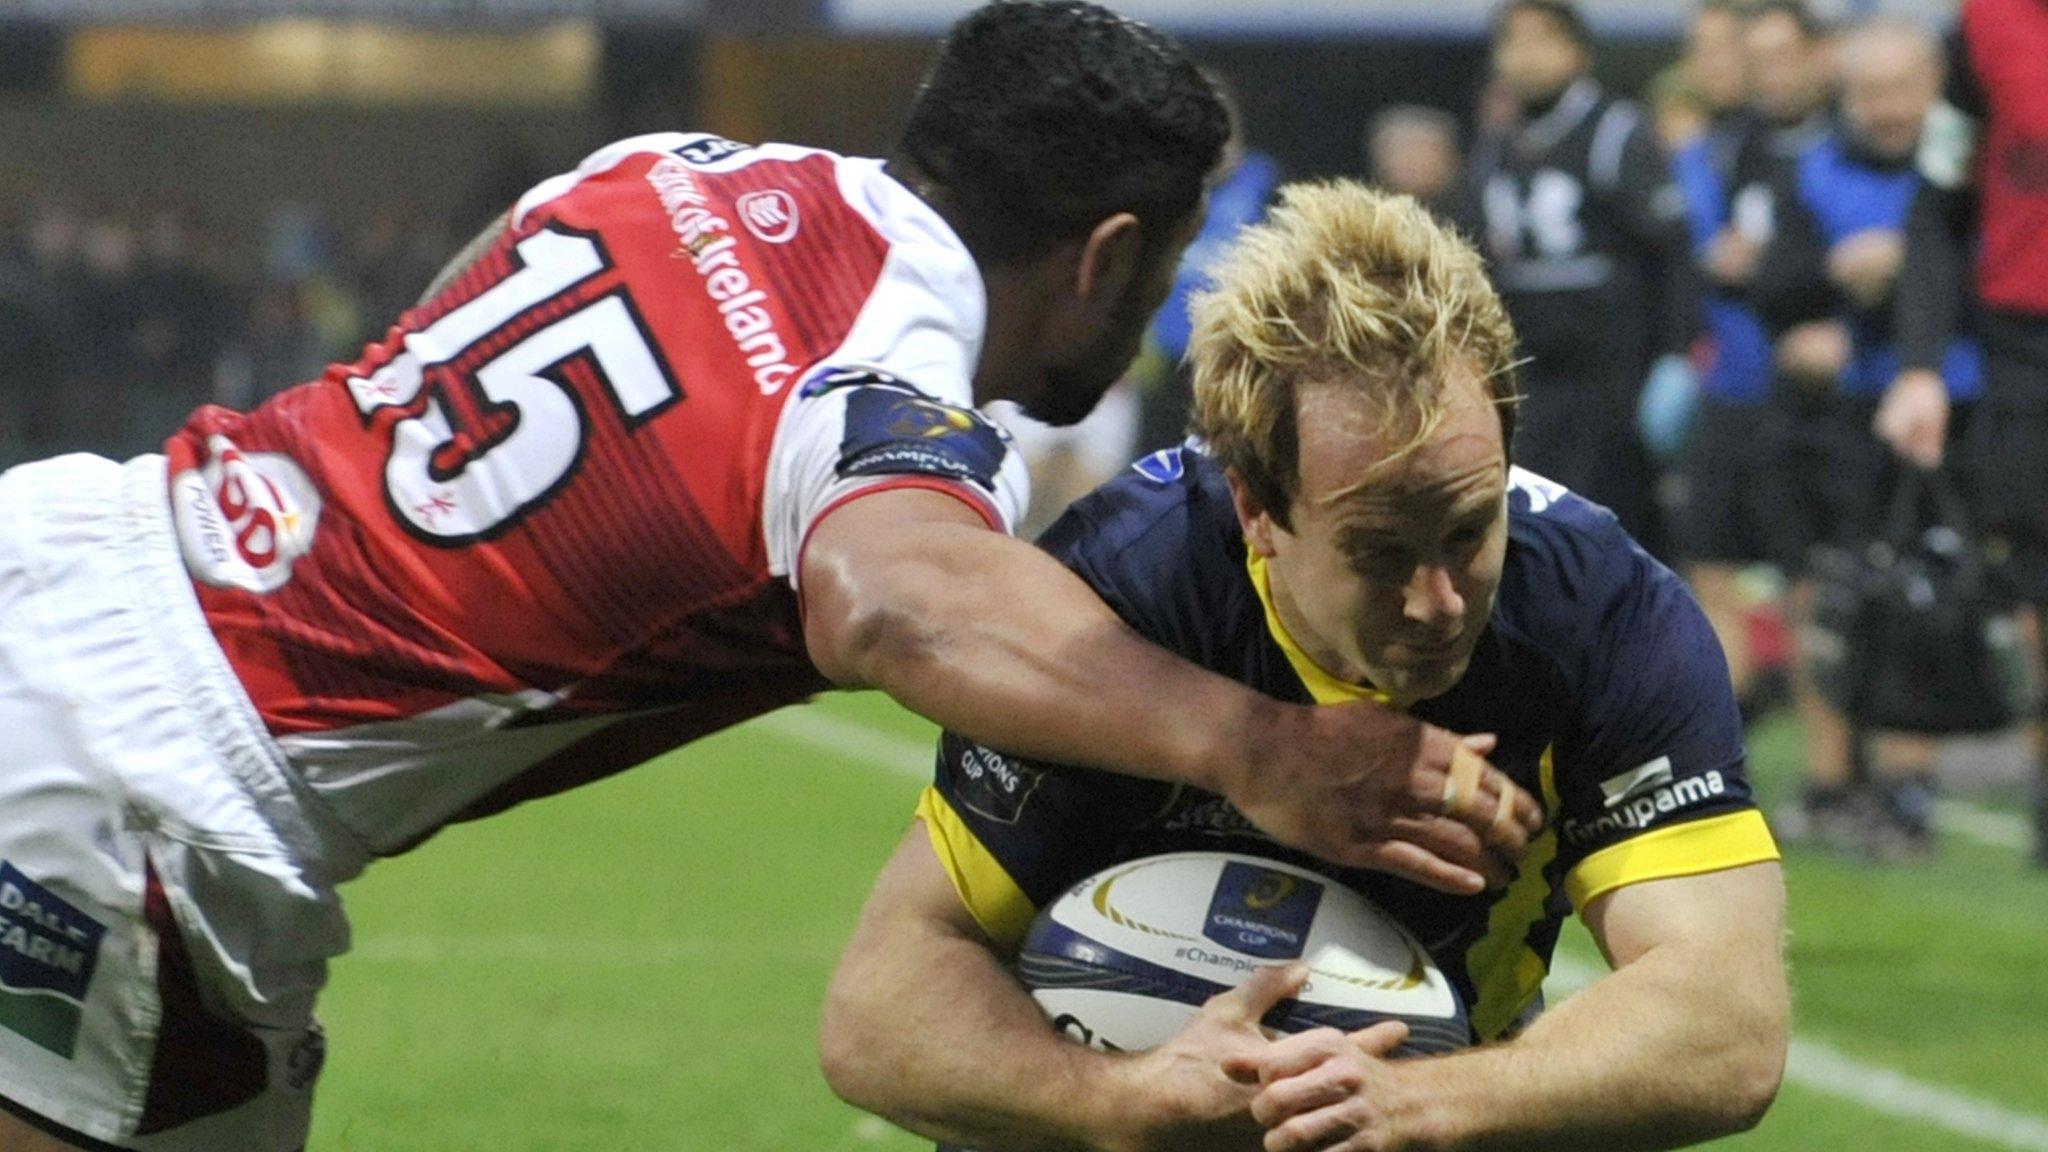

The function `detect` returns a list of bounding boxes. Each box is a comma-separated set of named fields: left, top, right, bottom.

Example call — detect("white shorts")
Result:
left=0, top=454, right=367, bottom=1151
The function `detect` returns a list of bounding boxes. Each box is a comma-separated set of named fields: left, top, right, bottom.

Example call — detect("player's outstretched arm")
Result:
left=800, top=488, right=1542, bottom=893
left=1237, top=862, right=1788, bottom=1152
left=819, top=826, right=1291, bottom=1152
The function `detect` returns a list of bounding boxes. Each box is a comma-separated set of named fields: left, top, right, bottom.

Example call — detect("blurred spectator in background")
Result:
left=1699, top=0, right=1830, bottom=311
left=1458, top=0, right=1699, bottom=555
left=1753, top=18, right=1975, bottom=857
left=1130, top=72, right=1280, bottom=458
left=1668, top=0, right=1792, bottom=723
left=1648, top=63, right=1710, bottom=153
left=1891, top=0, right=2048, bottom=866
left=0, top=196, right=460, bottom=468
left=1365, top=104, right=1462, bottom=216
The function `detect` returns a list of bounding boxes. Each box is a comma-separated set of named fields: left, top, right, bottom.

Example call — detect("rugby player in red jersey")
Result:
left=0, top=5, right=1536, bottom=1148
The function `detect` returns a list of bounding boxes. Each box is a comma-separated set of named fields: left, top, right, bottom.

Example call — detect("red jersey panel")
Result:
left=160, top=133, right=1026, bottom=852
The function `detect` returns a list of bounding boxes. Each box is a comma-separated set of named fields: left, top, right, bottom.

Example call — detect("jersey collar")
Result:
left=1245, top=550, right=1397, bottom=708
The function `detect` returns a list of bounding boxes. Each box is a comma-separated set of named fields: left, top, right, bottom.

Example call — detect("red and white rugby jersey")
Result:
left=160, top=132, right=1028, bottom=854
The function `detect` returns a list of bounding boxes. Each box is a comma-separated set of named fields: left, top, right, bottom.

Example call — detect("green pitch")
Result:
left=311, top=693, right=2048, bottom=1151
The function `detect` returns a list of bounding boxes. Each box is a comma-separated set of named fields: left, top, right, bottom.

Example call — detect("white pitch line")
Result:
left=1546, top=958, right=2048, bottom=1152
left=752, top=706, right=935, bottom=779
left=1936, top=800, right=2034, bottom=853
left=761, top=705, right=2048, bottom=1151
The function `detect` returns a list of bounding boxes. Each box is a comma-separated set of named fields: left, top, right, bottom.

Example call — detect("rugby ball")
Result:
left=1017, top=852, right=1469, bottom=1056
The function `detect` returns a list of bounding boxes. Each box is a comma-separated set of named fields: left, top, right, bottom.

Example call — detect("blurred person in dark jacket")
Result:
left=1753, top=18, right=1978, bottom=858
left=1667, top=0, right=1793, bottom=724
left=1457, top=0, right=1699, bottom=555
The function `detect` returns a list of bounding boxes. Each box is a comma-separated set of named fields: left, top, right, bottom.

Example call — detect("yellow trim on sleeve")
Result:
left=1246, top=551, right=1395, bottom=707
left=915, top=787, right=1040, bottom=949
left=1565, top=809, right=1782, bottom=912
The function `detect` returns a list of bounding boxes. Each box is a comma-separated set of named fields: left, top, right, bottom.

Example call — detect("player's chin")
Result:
left=1379, top=656, right=1469, bottom=704
left=1024, top=368, right=1116, bottom=427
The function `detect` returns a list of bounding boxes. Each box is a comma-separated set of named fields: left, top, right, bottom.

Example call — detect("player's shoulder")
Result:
left=1041, top=446, right=1235, bottom=571
left=514, top=131, right=967, bottom=264
left=1495, top=468, right=1683, bottom=652
left=1035, top=446, right=1250, bottom=643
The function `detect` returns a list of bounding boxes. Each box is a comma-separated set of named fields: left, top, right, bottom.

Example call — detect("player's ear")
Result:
left=1073, top=212, right=1143, bottom=309
left=1225, top=470, right=1281, bottom=559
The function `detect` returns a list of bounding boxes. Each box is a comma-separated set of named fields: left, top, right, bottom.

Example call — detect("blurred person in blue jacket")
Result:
left=1751, top=18, right=1980, bottom=858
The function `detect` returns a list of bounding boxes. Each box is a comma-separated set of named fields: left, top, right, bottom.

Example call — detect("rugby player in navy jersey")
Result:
left=820, top=184, right=1788, bottom=1152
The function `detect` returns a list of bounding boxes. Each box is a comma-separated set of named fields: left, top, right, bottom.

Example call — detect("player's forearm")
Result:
left=805, top=510, right=1257, bottom=794
left=1383, top=941, right=1787, bottom=1151
left=818, top=850, right=1140, bottom=1151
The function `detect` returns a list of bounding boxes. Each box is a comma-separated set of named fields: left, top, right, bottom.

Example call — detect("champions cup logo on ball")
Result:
left=1202, top=862, right=1325, bottom=960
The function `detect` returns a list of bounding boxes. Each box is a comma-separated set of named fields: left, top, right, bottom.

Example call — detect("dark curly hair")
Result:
left=896, top=1, right=1230, bottom=265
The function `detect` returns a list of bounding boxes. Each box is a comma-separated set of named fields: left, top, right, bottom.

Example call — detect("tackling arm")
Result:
left=799, top=488, right=1542, bottom=891
left=1243, top=862, right=1788, bottom=1152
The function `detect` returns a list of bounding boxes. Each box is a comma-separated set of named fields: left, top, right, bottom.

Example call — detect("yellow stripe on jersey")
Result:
left=916, top=786, right=1039, bottom=949
left=1246, top=551, right=1395, bottom=707
left=1565, top=808, right=1781, bottom=912
left=1462, top=746, right=1562, bottom=1041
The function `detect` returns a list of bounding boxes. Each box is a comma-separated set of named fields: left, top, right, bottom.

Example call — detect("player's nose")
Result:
left=1402, top=563, right=1464, bottom=627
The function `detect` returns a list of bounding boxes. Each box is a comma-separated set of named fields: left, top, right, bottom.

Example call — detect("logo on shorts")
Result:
left=944, top=734, right=1048, bottom=825
left=171, top=435, right=322, bottom=595
left=1202, top=862, right=1323, bottom=960
left=736, top=190, right=799, bottom=244
left=0, top=862, right=106, bottom=1059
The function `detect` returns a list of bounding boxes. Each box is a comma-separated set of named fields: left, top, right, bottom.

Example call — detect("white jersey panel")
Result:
left=762, top=154, right=1027, bottom=583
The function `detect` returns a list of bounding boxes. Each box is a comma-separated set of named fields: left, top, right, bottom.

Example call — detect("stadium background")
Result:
left=0, top=1, right=2040, bottom=1148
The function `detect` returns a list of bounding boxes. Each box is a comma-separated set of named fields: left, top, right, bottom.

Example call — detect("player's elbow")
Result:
left=815, top=1001, right=872, bottom=1110
left=803, top=559, right=951, bottom=690
left=816, top=965, right=901, bottom=1117
left=1698, top=995, right=1788, bottom=1137
left=1721, top=1024, right=1789, bottom=1134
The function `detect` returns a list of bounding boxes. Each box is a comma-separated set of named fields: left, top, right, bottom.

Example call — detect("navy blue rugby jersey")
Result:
left=916, top=447, right=1778, bottom=1041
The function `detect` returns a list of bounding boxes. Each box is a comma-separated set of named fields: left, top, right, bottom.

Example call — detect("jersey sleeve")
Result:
left=765, top=369, right=1030, bottom=587
left=918, top=733, right=1169, bottom=950
left=1546, top=536, right=1779, bottom=911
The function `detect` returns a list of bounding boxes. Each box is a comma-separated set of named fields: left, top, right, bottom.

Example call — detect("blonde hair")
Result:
left=1188, top=180, right=1519, bottom=528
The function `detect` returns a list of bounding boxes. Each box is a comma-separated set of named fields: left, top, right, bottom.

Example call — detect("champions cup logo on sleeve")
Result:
left=0, top=863, right=106, bottom=1059
left=171, top=436, right=322, bottom=595
left=1202, top=863, right=1324, bottom=960
left=836, top=385, right=1007, bottom=492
